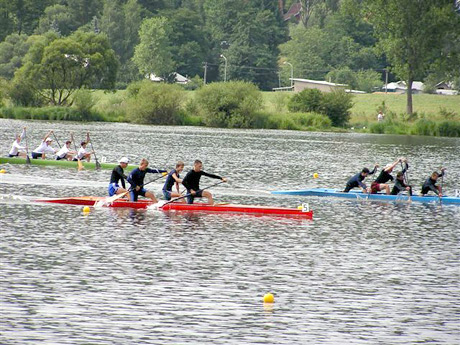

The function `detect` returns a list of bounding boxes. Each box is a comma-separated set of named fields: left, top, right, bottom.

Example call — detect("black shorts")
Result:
left=8, top=153, right=19, bottom=157
left=186, top=189, right=203, bottom=204
left=32, top=152, right=42, bottom=159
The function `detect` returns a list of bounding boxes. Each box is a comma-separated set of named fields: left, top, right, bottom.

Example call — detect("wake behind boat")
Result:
left=271, top=188, right=460, bottom=205
left=35, top=196, right=314, bottom=218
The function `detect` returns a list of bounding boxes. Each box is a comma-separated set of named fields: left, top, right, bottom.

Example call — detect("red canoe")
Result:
left=35, top=196, right=313, bottom=218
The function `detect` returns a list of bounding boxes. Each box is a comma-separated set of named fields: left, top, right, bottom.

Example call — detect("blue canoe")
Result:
left=271, top=188, right=460, bottom=205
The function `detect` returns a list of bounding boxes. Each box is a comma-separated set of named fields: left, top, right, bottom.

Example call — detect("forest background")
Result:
left=0, top=0, right=459, bottom=136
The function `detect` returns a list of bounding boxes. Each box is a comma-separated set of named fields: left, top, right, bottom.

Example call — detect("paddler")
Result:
left=108, top=157, right=130, bottom=200
left=8, top=127, right=28, bottom=158
left=391, top=171, right=413, bottom=196
left=162, top=161, right=185, bottom=202
left=370, top=158, right=401, bottom=195
left=55, top=139, right=76, bottom=161
left=31, top=130, right=57, bottom=159
left=73, top=132, right=92, bottom=162
left=421, top=168, right=446, bottom=197
left=181, top=160, right=226, bottom=204
left=343, top=164, right=378, bottom=193
left=127, top=158, right=167, bottom=202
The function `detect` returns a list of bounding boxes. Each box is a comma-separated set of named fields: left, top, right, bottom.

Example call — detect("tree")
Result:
left=0, top=33, right=30, bottom=79
left=366, top=0, right=460, bottom=115
left=36, top=4, right=74, bottom=36
left=133, top=17, right=175, bottom=78
left=15, top=31, right=117, bottom=105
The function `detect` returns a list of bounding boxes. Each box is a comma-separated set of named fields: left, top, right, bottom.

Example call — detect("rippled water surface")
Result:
left=1, top=119, right=459, bottom=344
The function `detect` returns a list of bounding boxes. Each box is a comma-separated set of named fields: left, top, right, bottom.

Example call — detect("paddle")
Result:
left=87, top=133, right=101, bottom=170
left=98, top=172, right=168, bottom=206
left=23, top=128, right=31, bottom=165
left=70, top=133, right=84, bottom=171
left=161, top=180, right=226, bottom=207
left=52, top=132, right=62, bottom=149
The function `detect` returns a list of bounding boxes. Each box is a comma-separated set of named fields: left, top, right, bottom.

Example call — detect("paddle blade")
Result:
left=95, top=160, right=101, bottom=170
left=25, top=155, right=31, bottom=165
left=77, top=159, right=84, bottom=171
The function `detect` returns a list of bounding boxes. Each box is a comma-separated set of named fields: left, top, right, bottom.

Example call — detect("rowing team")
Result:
left=344, top=157, right=447, bottom=197
left=111, top=158, right=227, bottom=205
left=9, top=128, right=93, bottom=162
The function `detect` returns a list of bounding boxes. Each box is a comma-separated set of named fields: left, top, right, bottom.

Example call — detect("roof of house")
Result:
left=283, top=2, right=302, bottom=21
left=386, top=81, right=424, bottom=91
left=291, top=78, right=347, bottom=87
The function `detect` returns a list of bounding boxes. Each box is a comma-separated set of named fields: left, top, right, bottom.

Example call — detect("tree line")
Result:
left=0, top=0, right=459, bottom=114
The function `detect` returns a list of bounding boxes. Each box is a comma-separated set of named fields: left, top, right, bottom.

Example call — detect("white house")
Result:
left=384, top=81, right=424, bottom=94
left=146, top=72, right=190, bottom=84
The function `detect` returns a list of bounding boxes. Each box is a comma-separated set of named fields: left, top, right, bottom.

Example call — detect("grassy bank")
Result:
left=2, top=89, right=460, bottom=136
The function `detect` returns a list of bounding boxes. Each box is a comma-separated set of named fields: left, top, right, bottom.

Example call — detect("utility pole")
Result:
left=203, top=62, right=208, bottom=85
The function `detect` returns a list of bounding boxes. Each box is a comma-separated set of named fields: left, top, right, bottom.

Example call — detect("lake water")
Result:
left=1, top=119, right=459, bottom=344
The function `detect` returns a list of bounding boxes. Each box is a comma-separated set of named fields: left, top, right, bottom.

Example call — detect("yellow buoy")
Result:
left=82, top=206, right=91, bottom=213
left=297, top=205, right=303, bottom=210
left=313, top=172, right=319, bottom=179
left=263, top=293, right=274, bottom=303
left=0, top=169, right=6, bottom=174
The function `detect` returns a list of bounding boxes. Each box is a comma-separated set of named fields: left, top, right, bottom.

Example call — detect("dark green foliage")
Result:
left=287, top=89, right=353, bottom=127
left=437, top=121, right=460, bottom=137
left=320, top=90, right=353, bottom=127
left=195, top=81, right=262, bottom=128
left=252, top=112, right=331, bottom=131
left=288, top=89, right=322, bottom=112
left=8, top=79, right=43, bottom=106
left=125, top=80, right=185, bottom=125
left=411, top=119, right=439, bottom=136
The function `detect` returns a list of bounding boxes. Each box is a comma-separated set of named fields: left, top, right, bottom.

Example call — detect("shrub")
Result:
left=287, top=88, right=322, bottom=113
left=290, top=112, right=332, bottom=128
left=438, top=121, right=460, bottom=137
left=8, top=80, right=43, bottom=107
left=355, top=70, right=383, bottom=93
left=411, top=118, right=438, bottom=136
left=125, top=80, right=185, bottom=125
left=195, top=81, right=262, bottom=128
left=72, top=89, right=96, bottom=120
left=320, top=89, right=354, bottom=127
left=270, top=92, right=291, bottom=112
left=0, top=106, right=104, bottom=121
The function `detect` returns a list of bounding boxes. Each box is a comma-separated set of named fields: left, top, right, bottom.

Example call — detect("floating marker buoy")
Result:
left=297, top=205, right=303, bottom=210
left=82, top=206, right=90, bottom=213
left=313, top=172, right=319, bottom=179
left=0, top=169, right=6, bottom=174
left=263, top=293, right=274, bottom=303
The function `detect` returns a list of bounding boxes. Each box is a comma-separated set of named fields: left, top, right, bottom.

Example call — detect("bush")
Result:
left=0, top=106, right=104, bottom=121
left=411, top=118, right=438, bottom=136
left=252, top=112, right=331, bottom=131
left=72, top=89, right=96, bottom=120
left=438, top=121, right=460, bottom=137
left=125, top=80, right=185, bottom=125
left=288, top=88, right=322, bottom=113
left=195, top=81, right=262, bottom=128
left=355, top=70, right=383, bottom=93
left=320, top=89, right=354, bottom=127
left=270, top=92, right=291, bottom=112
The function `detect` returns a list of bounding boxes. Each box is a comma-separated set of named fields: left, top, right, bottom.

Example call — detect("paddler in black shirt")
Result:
left=108, top=157, right=130, bottom=199
left=421, top=168, right=446, bottom=197
left=343, top=165, right=378, bottom=193
left=370, top=158, right=401, bottom=194
left=182, top=160, right=226, bottom=204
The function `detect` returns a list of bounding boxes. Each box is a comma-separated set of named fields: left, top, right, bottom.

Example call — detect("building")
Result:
left=384, top=81, right=424, bottom=94
left=146, top=72, right=190, bottom=84
left=291, top=78, right=347, bottom=93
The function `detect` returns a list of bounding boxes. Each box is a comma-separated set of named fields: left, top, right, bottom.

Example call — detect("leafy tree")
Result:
left=15, top=31, right=117, bottom=105
left=162, top=7, right=208, bottom=78
left=366, top=0, right=460, bottom=115
left=133, top=17, right=175, bottom=78
left=204, top=0, right=287, bottom=90
left=320, top=89, right=353, bottom=126
left=0, top=33, right=30, bottom=79
left=36, top=4, right=73, bottom=36
left=66, top=0, right=103, bottom=29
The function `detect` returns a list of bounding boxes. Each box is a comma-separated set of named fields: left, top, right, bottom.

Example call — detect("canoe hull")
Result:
left=0, top=157, right=134, bottom=171
left=36, top=196, right=313, bottom=218
left=271, top=188, right=460, bottom=204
